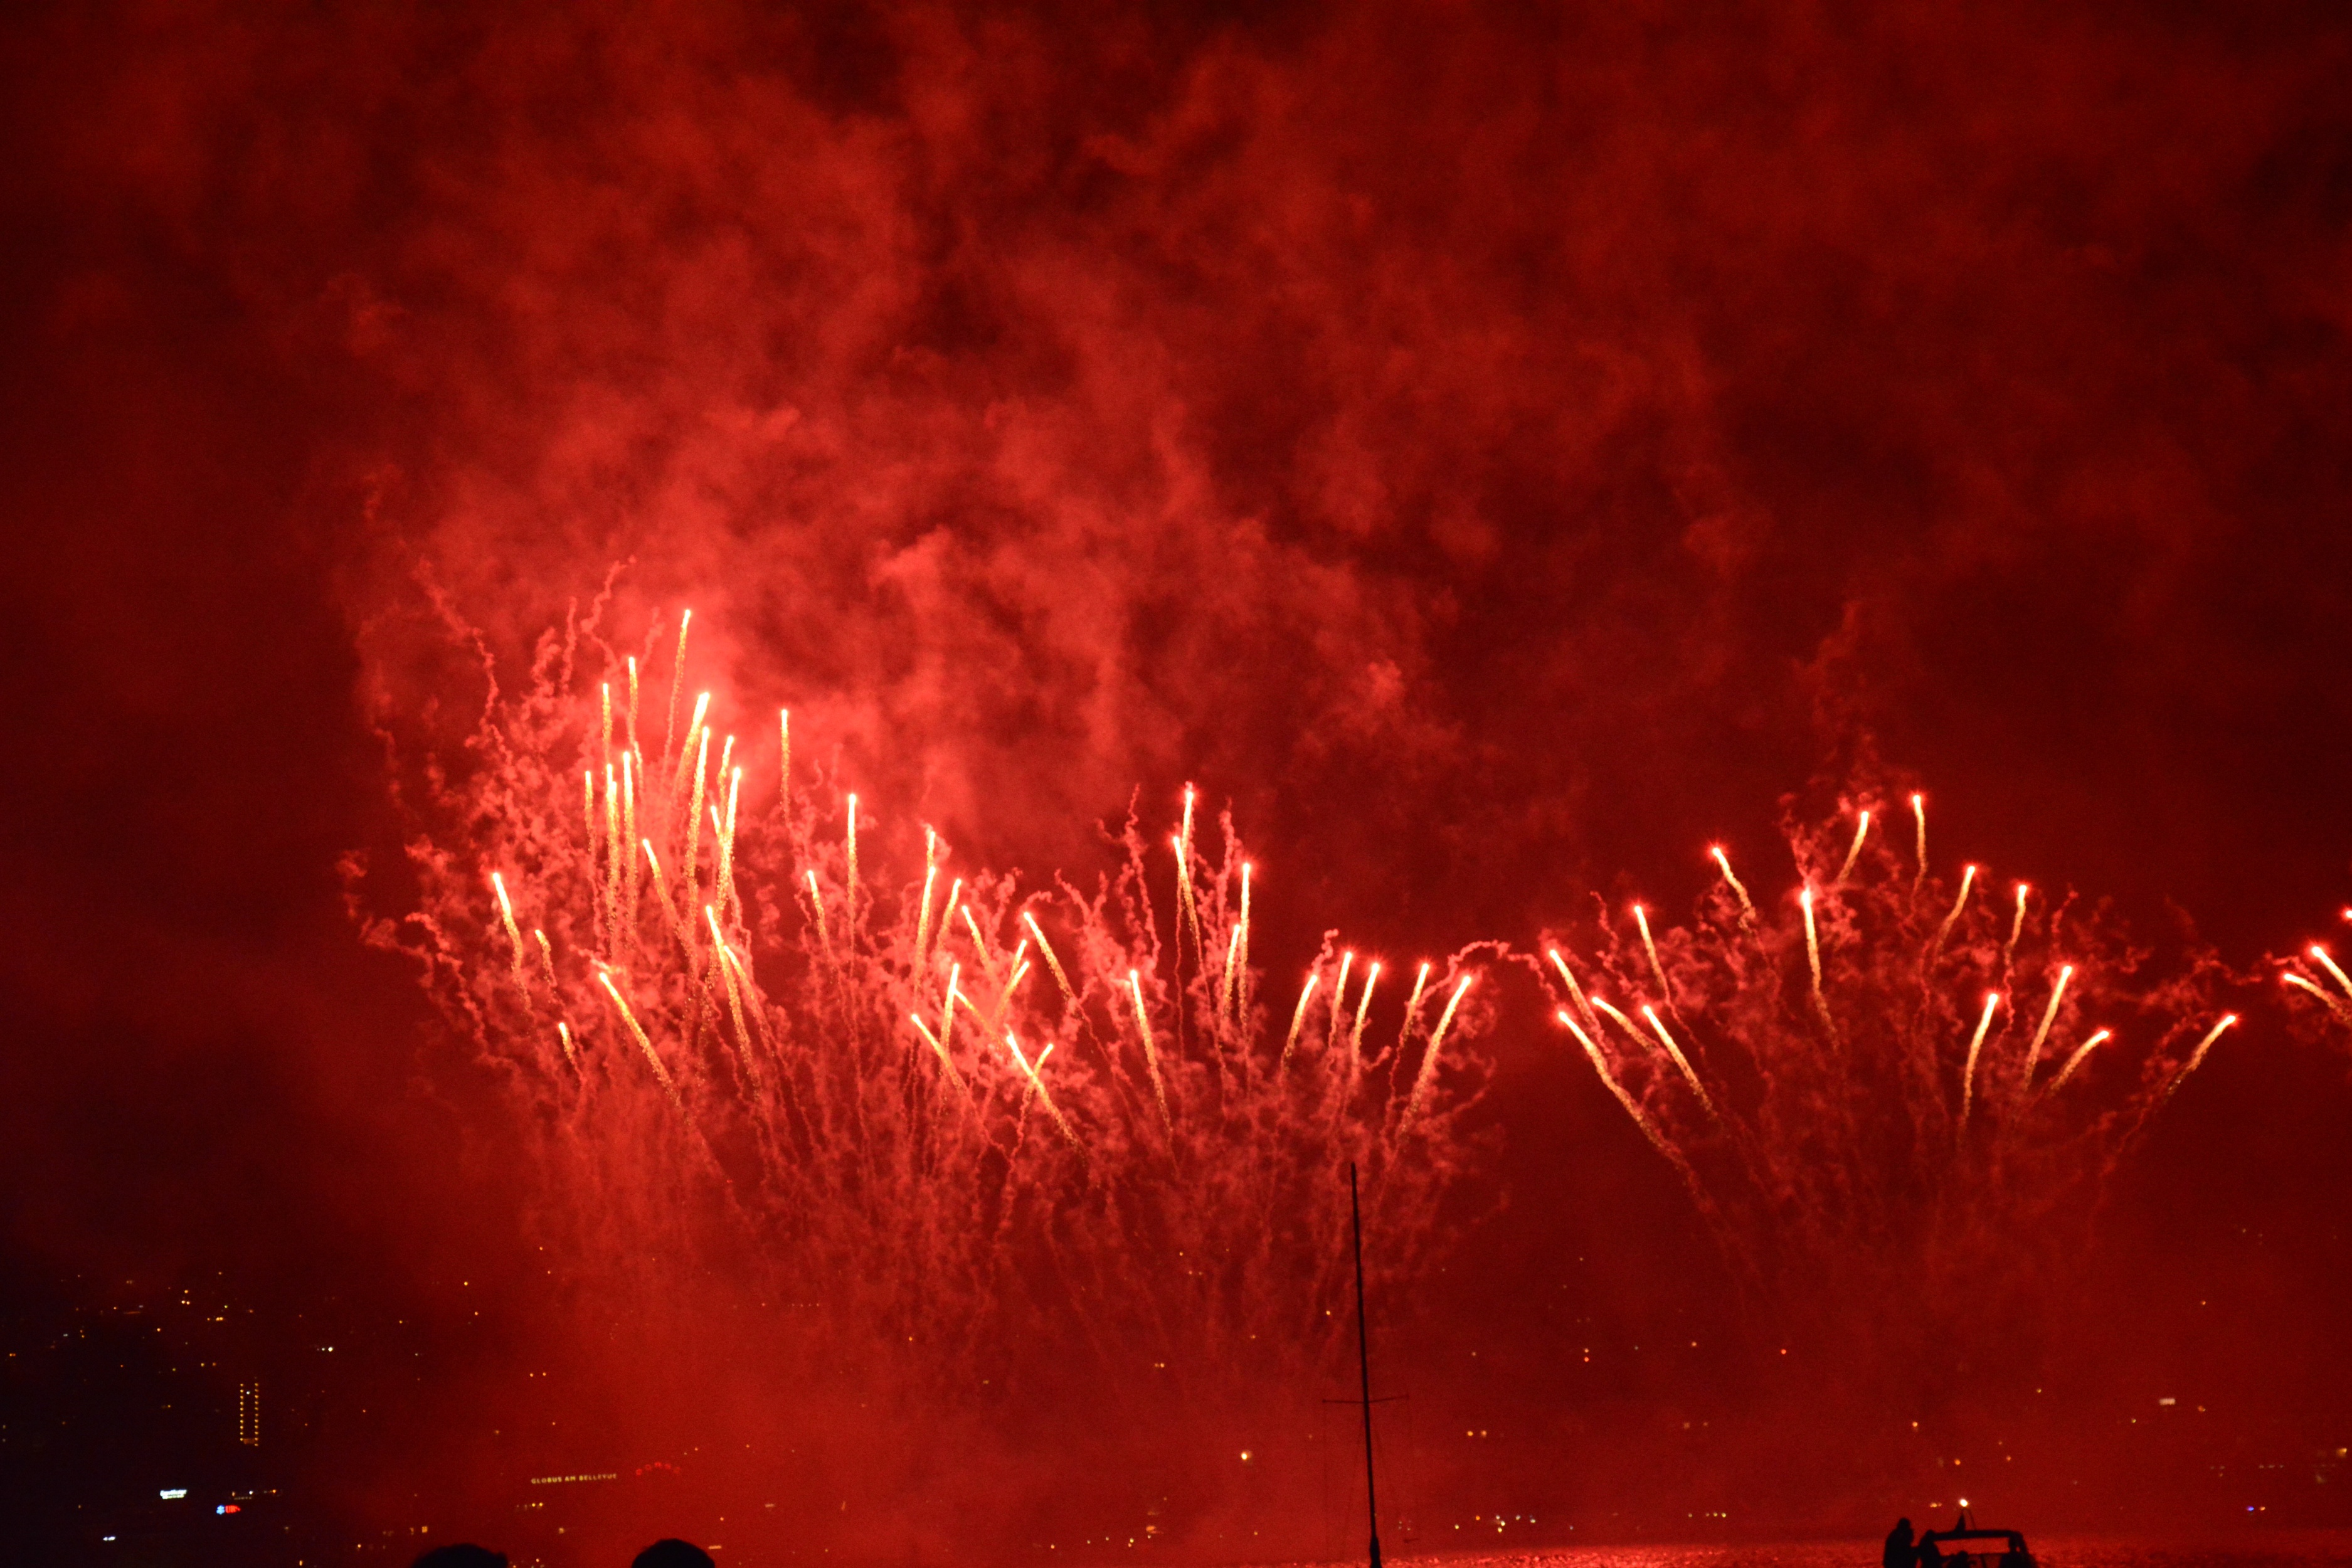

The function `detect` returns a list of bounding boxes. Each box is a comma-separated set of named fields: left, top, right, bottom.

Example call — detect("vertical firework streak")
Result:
left=1538, top=789, right=2230, bottom=1329
left=364, top=609, right=1493, bottom=1408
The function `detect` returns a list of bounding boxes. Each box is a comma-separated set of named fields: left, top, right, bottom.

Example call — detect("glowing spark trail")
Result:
left=1397, top=961, right=1432, bottom=1053
left=492, top=872, right=527, bottom=984
left=603, top=766, right=622, bottom=955
left=1800, top=886, right=1825, bottom=997
left=1634, top=904, right=1673, bottom=1010
left=642, top=841, right=688, bottom=949
left=845, top=793, right=859, bottom=938
left=778, top=708, right=790, bottom=805
left=906, top=1013, right=967, bottom=1096
left=1547, top=948, right=1601, bottom=1037
left=2006, top=883, right=2030, bottom=965
left=915, top=831, right=938, bottom=969
left=664, top=610, right=691, bottom=761
left=1588, top=995, right=1647, bottom=1052
left=1328, top=951, right=1355, bottom=1051
left=1835, top=810, right=1871, bottom=887
left=1221, top=925, right=1244, bottom=1027
left=1911, top=792, right=1928, bottom=897
left=684, top=726, right=711, bottom=897
left=1283, top=974, right=1320, bottom=1066
left=2286, top=971, right=2352, bottom=1029
left=2145, top=1015, right=2238, bottom=1121
left=1235, top=862, right=1253, bottom=1015
left=805, top=869, right=832, bottom=961
left=1350, top=961, right=1381, bottom=1054
left=1800, top=886, right=1839, bottom=1038
left=713, top=767, right=739, bottom=921
left=625, top=656, right=639, bottom=756
left=2045, top=1028, right=2113, bottom=1095
left=938, top=963, right=960, bottom=1066
left=961, top=906, right=1000, bottom=987
left=1175, top=786, right=1202, bottom=958
left=2021, top=964, right=2073, bottom=1088
left=2312, top=945, right=2352, bottom=1004
left=1407, top=975, right=1475, bottom=1118
left=622, top=752, right=640, bottom=915
left=937, top=879, right=963, bottom=961
left=706, top=905, right=761, bottom=1093
left=992, top=952, right=1031, bottom=1025
left=1931, top=863, right=1979, bottom=962
left=1022, top=911, right=1076, bottom=1004
left=2180, top=1014, right=2237, bottom=1079
left=1004, top=1030, right=1081, bottom=1149
left=952, top=976, right=997, bottom=1034
left=672, top=689, right=710, bottom=807
left=716, top=943, right=765, bottom=1057
left=1129, top=970, right=1171, bottom=1128
left=1958, top=991, right=2002, bottom=1136
left=1558, top=1009, right=1700, bottom=1184
left=1710, top=845, right=1757, bottom=924
left=598, top=970, right=683, bottom=1110
left=1641, top=1003, right=1716, bottom=1118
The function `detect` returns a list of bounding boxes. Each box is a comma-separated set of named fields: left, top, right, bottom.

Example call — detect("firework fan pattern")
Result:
left=1538, top=789, right=2233, bottom=1355
left=2278, top=908, right=2352, bottom=1049
left=361, top=604, right=1494, bottom=1412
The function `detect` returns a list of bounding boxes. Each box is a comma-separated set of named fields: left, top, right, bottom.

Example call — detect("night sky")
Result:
left=6, top=3, right=2352, bottom=1562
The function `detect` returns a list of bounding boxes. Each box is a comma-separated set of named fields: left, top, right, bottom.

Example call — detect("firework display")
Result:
left=2280, top=911, right=2352, bottom=1044
left=368, top=608, right=1493, bottom=1410
left=1537, top=790, right=2234, bottom=1344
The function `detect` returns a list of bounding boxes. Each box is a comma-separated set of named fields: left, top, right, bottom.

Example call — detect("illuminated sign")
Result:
left=159, top=1489, right=188, bottom=1500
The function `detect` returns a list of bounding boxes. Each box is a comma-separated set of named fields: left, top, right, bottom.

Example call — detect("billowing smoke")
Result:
left=8, top=0, right=2352, bottom=1559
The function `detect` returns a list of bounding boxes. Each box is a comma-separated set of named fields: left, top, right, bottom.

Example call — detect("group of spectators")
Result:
left=415, top=1539, right=713, bottom=1567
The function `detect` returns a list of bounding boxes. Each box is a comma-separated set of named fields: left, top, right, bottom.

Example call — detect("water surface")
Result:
left=1288, top=1535, right=2352, bottom=1568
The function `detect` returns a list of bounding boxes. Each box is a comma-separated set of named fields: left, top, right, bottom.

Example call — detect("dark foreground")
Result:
left=1276, top=1535, right=2352, bottom=1568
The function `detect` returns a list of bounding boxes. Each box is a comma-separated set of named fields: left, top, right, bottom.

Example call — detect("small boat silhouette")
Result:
left=1917, top=1508, right=2035, bottom=1567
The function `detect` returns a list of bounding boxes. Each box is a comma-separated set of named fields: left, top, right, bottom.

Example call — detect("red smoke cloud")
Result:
left=20, top=1, right=2352, bottom=916
left=8, top=0, right=2352, bottom=1555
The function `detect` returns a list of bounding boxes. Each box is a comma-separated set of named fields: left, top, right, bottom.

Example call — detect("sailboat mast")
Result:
left=1350, top=1162, right=1383, bottom=1568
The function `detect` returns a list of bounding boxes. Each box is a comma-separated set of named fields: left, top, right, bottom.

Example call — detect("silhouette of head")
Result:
left=411, top=1548, right=509, bottom=1568
left=632, top=1542, right=716, bottom=1568
left=1897, top=1518, right=1912, bottom=1532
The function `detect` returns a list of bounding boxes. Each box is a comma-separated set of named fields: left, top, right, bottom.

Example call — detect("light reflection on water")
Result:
left=1285, top=1534, right=2352, bottom=1568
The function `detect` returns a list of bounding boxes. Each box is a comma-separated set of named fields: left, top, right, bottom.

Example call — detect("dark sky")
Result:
left=6, top=0, right=2352, bottom=1558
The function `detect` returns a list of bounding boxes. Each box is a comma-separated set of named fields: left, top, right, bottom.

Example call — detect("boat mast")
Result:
left=1350, top=1162, right=1383, bottom=1568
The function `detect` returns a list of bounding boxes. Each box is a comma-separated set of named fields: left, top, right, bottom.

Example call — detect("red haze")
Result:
left=6, top=1, right=2352, bottom=1558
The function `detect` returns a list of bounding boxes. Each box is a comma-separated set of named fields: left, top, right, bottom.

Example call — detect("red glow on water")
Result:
left=9, top=4, right=2352, bottom=1557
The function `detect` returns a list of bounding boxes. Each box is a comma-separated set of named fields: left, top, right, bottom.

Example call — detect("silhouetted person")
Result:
left=1915, top=1533, right=1942, bottom=1566
left=412, top=1548, right=508, bottom=1568
left=1883, top=1517, right=1915, bottom=1568
left=633, top=1541, right=716, bottom=1568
